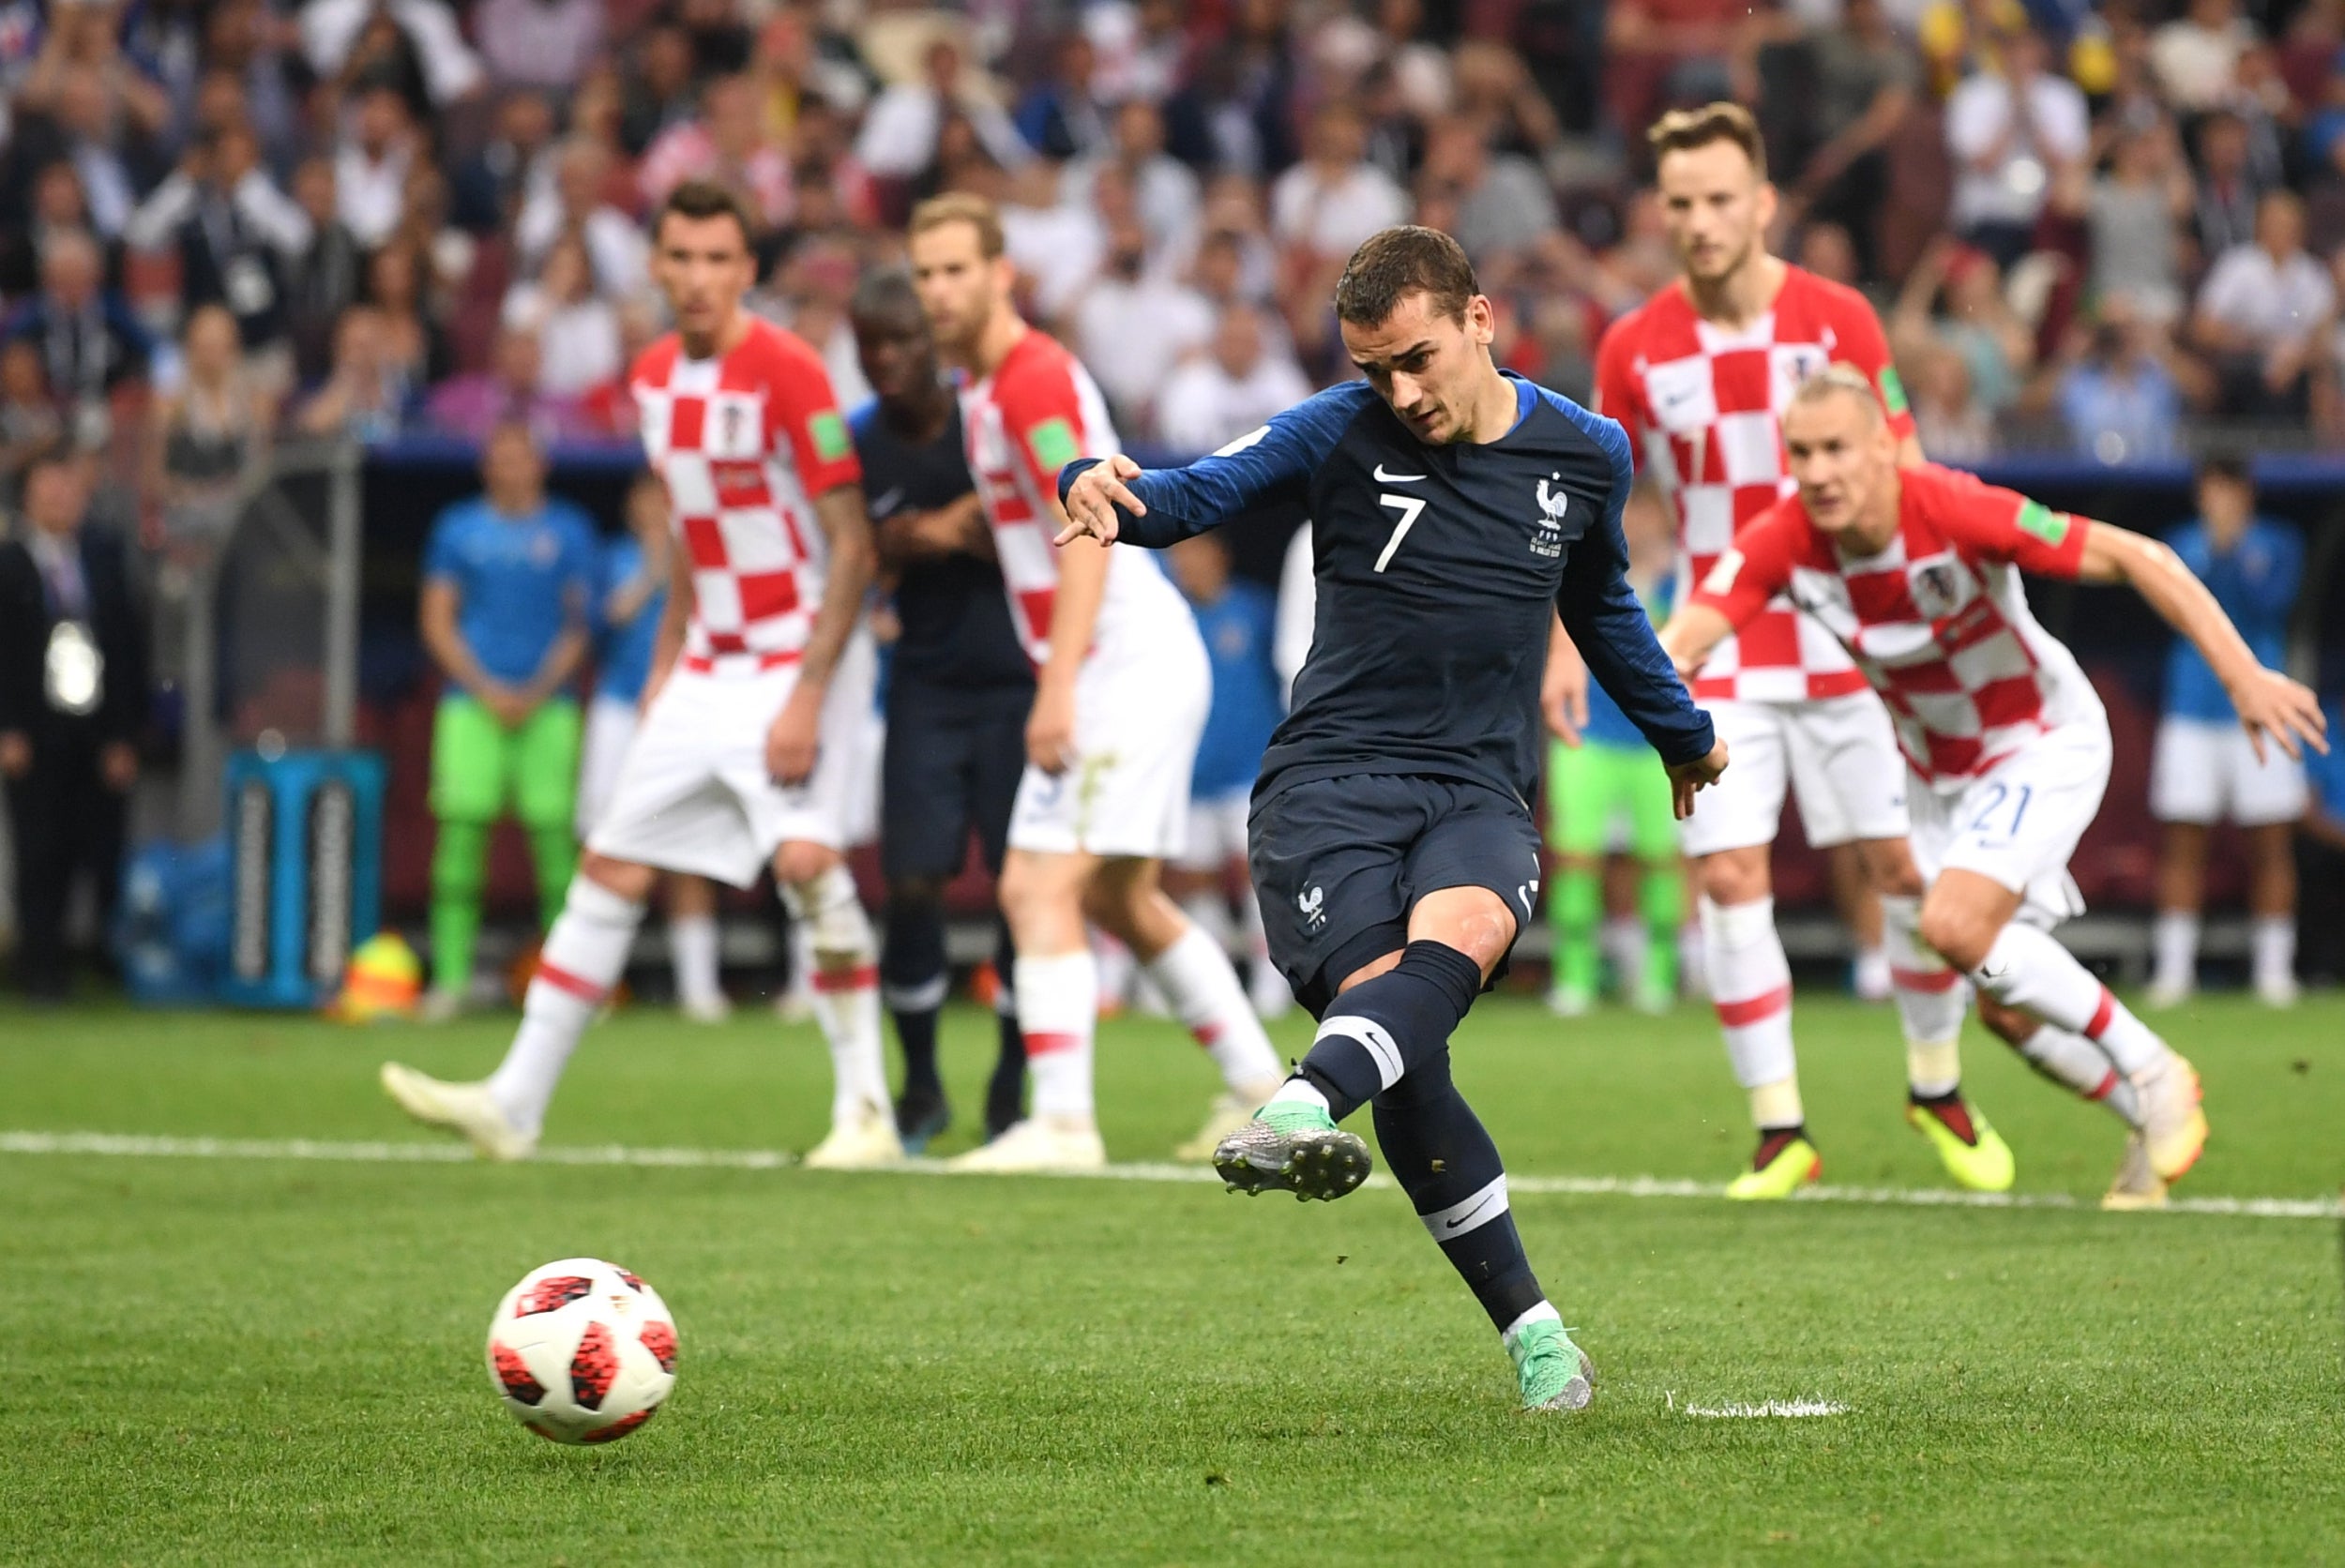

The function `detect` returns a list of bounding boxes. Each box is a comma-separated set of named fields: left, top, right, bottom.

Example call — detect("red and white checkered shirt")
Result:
left=961, top=325, right=1190, bottom=666
left=1595, top=265, right=1915, bottom=703
left=1690, top=464, right=2103, bottom=784
left=631, top=319, right=860, bottom=675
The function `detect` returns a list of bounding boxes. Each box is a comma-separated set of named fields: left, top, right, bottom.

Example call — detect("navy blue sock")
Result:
left=1372, top=1046, right=1546, bottom=1334
left=883, top=890, right=947, bottom=1101
left=1298, top=940, right=1485, bottom=1121
left=985, top=918, right=1026, bottom=1138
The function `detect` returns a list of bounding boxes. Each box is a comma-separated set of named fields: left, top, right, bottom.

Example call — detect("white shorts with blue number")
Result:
left=1906, top=720, right=2111, bottom=930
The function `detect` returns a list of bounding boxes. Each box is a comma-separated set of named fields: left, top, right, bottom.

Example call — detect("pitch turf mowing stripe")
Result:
left=5, top=1128, right=2337, bottom=1220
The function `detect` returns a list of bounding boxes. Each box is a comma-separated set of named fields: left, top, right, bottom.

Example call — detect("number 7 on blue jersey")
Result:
left=1375, top=493, right=1425, bottom=572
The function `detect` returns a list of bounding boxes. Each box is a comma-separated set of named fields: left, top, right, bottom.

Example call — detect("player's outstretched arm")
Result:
left=1053, top=385, right=1362, bottom=550
left=2078, top=520, right=2329, bottom=762
left=1657, top=603, right=1735, bottom=681
left=1554, top=480, right=1722, bottom=818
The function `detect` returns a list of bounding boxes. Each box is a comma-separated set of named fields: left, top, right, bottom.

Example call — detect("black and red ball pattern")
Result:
left=568, top=1320, right=618, bottom=1410
left=638, top=1319, right=678, bottom=1375
left=580, top=1407, right=658, bottom=1443
left=490, top=1341, right=547, bottom=1406
left=515, top=1274, right=595, bottom=1318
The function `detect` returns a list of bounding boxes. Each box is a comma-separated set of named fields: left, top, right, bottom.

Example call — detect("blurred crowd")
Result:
left=6, top=0, right=2345, bottom=524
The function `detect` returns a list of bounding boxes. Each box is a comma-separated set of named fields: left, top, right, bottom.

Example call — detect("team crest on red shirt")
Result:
left=1906, top=554, right=1974, bottom=621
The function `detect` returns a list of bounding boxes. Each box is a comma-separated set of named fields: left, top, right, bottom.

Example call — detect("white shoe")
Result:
left=2099, top=1130, right=2168, bottom=1211
left=1173, top=1084, right=1278, bottom=1162
left=2255, top=972, right=2301, bottom=1009
left=378, top=1063, right=536, bottom=1160
left=1545, top=984, right=1593, bottom=1018
left=945, top=1118, right=1107, bottom=1173
left=2133, top=1051, right=2208, bottom=1184
left=774, top=985, right=813, bottom=1024
left=678, top=992, right=734, bottom=1025
left=2144, top=977, right=2194, bottom=1011
left=417, top=988, right=465, bottom=1025
left=802, top=1105, right=903, bottom=1169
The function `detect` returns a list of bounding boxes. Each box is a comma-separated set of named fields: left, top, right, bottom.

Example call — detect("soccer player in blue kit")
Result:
left=1059, top=227, right=1729, bottom=1411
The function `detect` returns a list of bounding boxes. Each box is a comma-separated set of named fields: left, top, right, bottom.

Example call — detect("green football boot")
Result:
left=1506, top=1318, right=1596, bottom=1412
left=1212, top=1100, right=1373, bottom=1202
left=1905, top=1094, right=2016, bottom=1193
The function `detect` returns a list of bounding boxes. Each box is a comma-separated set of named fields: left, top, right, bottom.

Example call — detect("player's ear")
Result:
left=1754, top=180, right=1779, bottom=230
left=1465, top=294, right=1494, bottom=347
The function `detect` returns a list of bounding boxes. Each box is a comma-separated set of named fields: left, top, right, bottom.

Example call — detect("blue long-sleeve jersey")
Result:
left=1060, top=374, right=1714, bottom=808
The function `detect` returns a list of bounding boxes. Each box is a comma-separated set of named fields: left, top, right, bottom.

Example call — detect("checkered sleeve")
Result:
left=1688, top=499, right=1802, bottom=628
left=1914, top=465, right=2089, bottom=579
left=762, top=334, right=861, bottom=495
left=995, top=352, right=1098, bottom=510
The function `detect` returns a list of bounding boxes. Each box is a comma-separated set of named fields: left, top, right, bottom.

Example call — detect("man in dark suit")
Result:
left=0, top=449, right=149, bottom=1000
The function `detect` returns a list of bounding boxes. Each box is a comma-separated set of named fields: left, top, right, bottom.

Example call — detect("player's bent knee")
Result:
left=771, top=840, right=840, bottom=888
left=1406, top=887, right=1516, bottom=978
left=578, top=852, right=658, bottom=905
left=1916, top=898, right=1997, bottom=973
left=1697, top=847, right=1771, bottom=906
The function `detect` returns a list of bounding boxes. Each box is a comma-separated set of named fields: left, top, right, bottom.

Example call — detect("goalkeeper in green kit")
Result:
left=416, top=422, right=600, bottom=1019
left=1540, top=481, right=1686, bottom=1016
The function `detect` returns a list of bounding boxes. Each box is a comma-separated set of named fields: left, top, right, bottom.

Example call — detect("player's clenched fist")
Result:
left=1055, top=454, right=1148, bottom=546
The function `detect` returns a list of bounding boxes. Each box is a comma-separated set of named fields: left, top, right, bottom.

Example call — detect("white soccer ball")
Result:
left=484, top=1258, right=677, bottom=1444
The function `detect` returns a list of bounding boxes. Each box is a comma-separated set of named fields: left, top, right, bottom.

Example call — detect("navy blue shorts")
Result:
left=1248, top=774, right=1545, bottom=1018
left=881, top=683, right=1030, bottom=883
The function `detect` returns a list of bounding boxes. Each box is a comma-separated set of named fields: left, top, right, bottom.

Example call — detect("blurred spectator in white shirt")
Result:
left=2152, top=0, right=2257, bottom=113
left=335, top=83, right=417, bottom=249
left=855, top=37, right=1030, bottom=180
left=2193, top=190, right=2337, bottom=416
left=1073, top=218, right=1213, bottom=433
left=516, top=140, right=650, bottom=306
left=502, top=235, right=620, bottom=399
left=1944, top=27, right=2089, bottom=266
left=1000, top=162, right=1105, bottom=325
left=1155, top=304, right=1313, bottom=454
left=1062, top=99, right=1202, bottom=260
left=472, top=0, right=606, bottom=94
left=1271, top=102, right=1409, bottom=263
left=300, top=0, right=482, bottom=106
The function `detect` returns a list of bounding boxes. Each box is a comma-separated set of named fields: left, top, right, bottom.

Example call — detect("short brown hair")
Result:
left=1647, top=102, right=1768, bottom=182
left=1333, top=225, right=1478, bottom=327
left=656, top=179, right=757, bottom=246
left=908, top=192, right=1006, bottom=259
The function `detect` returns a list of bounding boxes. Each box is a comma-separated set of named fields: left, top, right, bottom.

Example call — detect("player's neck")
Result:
left=1847, top=477, right=1902, bottom=552
left=1685, top=252, right=1787, bottom=331
left=678, top=305, right=753, bottom=363
left=966, top=307, right=1026, bottom=381
left=491, top=488, right=541, bottom=519
left=1457, top=362, right=1520, bottom=445
left=884, top=382, right=952, bottom=443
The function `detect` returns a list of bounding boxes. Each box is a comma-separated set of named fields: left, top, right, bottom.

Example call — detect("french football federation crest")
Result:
left=1532, top=475, right=1570, bottom=558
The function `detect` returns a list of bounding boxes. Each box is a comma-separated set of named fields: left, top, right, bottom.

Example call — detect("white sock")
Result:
left=1677, top=921, right=1708, bottom=998
left=783, top=866, right=889, bottom=1125
left=487, top=879, right=645, bottom=1135
left=1016, top=950, right=1098, bottom=1122
left=1603, top=915, right=1648, bottom=995
left=1266, top=1075, right=1330, bottom=1113
left=1702, top=896, right=1796, bottom=1098
left=2252, top=915, right=2296, bottom=991
left=1852, top=943, right=1892, bottom=1002
left=1178, top=889, right=1236, bottom=953
left=2005, top=1021, right=2141, bottom=1126
left=1145, top=923, right=1282, bottom=1091
left=1092, top=930, right=1137, bottom=1014
left=669, top=912, right=723, bottom=1009
left=1882, top=894, right=1969, bottom=1086
left=1501, top=1299, right=1561, bottom=1347
left=1749, top=1077, right=1804, bottom=1131
left=1969, top=923, right=2166, bottom=1077
left=2152, top=910, right=2200, bottom=992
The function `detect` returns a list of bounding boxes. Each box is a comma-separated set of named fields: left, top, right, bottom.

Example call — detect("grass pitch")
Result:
left=5, top=990, right=2342, bottom=1565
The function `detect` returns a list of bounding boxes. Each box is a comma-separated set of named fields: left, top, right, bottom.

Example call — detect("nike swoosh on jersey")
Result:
left=1372, top=464, right=1426, bottom=483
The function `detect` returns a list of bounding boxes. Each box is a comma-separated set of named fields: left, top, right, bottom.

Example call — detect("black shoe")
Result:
left=894, top=1088, right=950, bottom=1153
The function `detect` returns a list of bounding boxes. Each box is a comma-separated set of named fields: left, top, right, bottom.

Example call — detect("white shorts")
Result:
left=1678, top=692, right=1911, bottom=858
left=576, top=693, right=639, bottom=838
left=2149, top=715, right=2307, bottom=827
left=1909, top=721, right=2110, bottom=928
left=1008, top=625, right=1210, bottom=861
left=585, top=630, right=881, bottom=887
left=1177, top=788, right=1252, bottom=874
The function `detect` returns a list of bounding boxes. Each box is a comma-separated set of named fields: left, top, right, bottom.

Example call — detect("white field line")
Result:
left=3, top=1129, right=2337, bottom=1221
left=1669, top=1394, right=1850, bottom=1419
